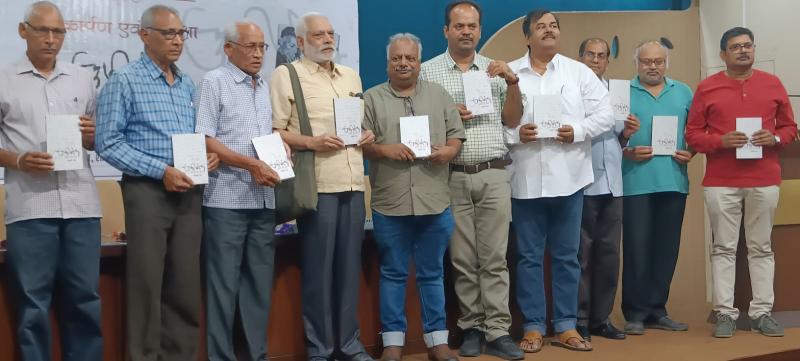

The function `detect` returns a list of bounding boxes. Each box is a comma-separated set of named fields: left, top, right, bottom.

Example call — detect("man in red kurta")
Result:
left=686, top=26, right=797, bottom=339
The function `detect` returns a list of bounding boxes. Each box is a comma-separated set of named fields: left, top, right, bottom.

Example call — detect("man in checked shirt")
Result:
left=195, top=22, right=289, bottom=361
left=420, top=1, right=523, bottom=359
left=95, top=5, right=219, bottom=361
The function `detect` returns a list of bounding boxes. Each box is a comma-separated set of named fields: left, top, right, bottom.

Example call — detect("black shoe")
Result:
left=590, top=322, right=626, bottom=340
left=645, top=316, right=689, bottom=331
left=576, top=324, right=591, bottom=341
left=459, top=328, right=484, bottom=357
left=485, top=335, right=524, bottom=360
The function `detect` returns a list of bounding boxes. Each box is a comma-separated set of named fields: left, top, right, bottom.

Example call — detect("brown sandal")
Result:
left=551, top=329, right=593, bottom=351
left=519, top=330, right=544, bottom=353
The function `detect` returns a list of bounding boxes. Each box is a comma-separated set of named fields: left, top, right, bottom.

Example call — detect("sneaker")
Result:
left=713, top=314, right=736, bottom=338
left=751, top=314, right=784, bottom=337
left=645, top=316, right=688, bottom=331
left=459, top=328, right=484, bottom=357
left=624, top=321, right=644, bottom=335
left=485, top=335, right=524, bottom=360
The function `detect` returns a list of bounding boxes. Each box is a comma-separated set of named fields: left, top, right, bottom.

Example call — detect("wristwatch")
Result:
left=774, top=135, right=781, bottom=145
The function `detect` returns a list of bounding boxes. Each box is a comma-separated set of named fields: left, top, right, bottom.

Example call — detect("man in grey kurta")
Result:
left=362, top=33, right=465, bottom=361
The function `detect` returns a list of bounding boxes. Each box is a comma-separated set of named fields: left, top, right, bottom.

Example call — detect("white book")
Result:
left=651, top=116, right=679, bottom=155
left=171, top=133, right=208, bottom=185
left=533, top=94, right=562, bottom=138
left=46, top=114, right=84, bottom=171
left=252, top=133, right=295, bottom=180
left=737, top=117, right=762, bottom=159
left=462, top=70, right=494, bottom=116
left=400, top=115, right=431, bottom=158
left=334, top=97, right=363, bottom=145
left=609, top=79, right=631, bottom=121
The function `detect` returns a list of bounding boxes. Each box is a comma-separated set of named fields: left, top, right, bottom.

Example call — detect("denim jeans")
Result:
left=6, top=217, right=102, bottom=361
left=512, top=191, right=583, bottom=334
left=372, top=208, right=454, bottom=347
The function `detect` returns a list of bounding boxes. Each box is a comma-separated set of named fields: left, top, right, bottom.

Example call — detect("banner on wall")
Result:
left=0, top=0, right=359, bottom=182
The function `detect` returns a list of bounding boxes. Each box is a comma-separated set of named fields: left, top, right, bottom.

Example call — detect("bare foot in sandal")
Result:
left=519, top=331, right=543, bottom=353
left=552, top=329, right=593, bottom=352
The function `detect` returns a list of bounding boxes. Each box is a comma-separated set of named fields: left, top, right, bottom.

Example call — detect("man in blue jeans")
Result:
left=362, top=33, right=465, bottom=361
left=505, top=10, right=613, bottom=353
left=0, top=2, right=102, bottom=360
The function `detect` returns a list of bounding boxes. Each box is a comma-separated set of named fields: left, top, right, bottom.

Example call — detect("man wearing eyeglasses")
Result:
left=195, top=21, right=284, bottom=361
left=618, top=40, right=693, bottom=336
left=575, top=38, right=626, bottom=342
left=95, top=5, right=219, bottom=361
left=0, top=2, right=102, bottom=360
left=686, top=27, right=797, bottom=339
left=269, top=12, right=375, bottom=361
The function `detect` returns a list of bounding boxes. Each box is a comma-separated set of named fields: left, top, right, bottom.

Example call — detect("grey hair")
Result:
left=633, top=40, right=670, bottom=68
left=223, top=21, right=259, bottom=43
left=23, top=1, right=62, bottom=22
left=140, top=5, right=180, bottom=28
left=296, top=12, right=326, bottom=38
left=386, top=33, right=422, bottom=60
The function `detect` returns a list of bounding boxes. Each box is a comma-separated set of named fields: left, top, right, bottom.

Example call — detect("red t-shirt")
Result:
left=686, top=70, right=797, bottom=187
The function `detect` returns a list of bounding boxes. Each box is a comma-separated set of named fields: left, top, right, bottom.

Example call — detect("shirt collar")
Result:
left=223, top=61, right=263, bottom=86
left=444, top=49, right=481, bottom=71
left=141, top=51, right=184, bottom=81
left=300, top=55, right=342, bottom=77
left=518, top=51, right=562, bottom=73
left=384, top=80, right=421, bottom=98
left=15, top=56, right=72, bottom=78
left=631, top=75, right=675, bottom=90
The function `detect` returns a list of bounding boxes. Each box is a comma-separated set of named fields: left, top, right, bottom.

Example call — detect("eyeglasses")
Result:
left=638, top=58, right=666, bottom=67
left=146, top=27, right=189, bottom=40
left=727, top=42, right=754, bottom=52
left=24, top=22, right=67, bottom=38
left=584, top=52, right=608, bottom=60
left=228, top=41, right=269, bottom=54
left=309, top=30, right=336, bottom=41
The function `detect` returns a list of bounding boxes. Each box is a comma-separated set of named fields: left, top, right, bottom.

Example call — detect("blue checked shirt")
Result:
left=95, top=53, right=196, bottom=179
left=195, top=62, right=275, bottom=209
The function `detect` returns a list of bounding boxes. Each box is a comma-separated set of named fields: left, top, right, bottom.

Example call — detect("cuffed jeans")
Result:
left=373, top=208, right=454, bottom=347
left=6, top=217, right=102, bottom=361
left=512, top=190, right=583, bottom=335
left=203, top=207, right=276, bottom=361
left=706, top=186, right=778, bottom=320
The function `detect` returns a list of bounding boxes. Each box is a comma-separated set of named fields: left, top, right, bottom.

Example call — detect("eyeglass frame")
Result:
left=145, top=26, right=189, bottom=40
left=637, top=58, right=667, bottom=67
left=23, top=21, right=67, bottom=38
left=726, top=42, right=755, bottom=53
left=227, top=41, right=269, bottom=54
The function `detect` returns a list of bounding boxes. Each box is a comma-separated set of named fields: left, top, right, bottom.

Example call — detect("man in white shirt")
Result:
left=505, top=10, right=613, bottom=353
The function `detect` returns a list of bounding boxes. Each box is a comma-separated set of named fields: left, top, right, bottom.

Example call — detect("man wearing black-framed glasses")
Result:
left=96, top=5, right=219, bottom=361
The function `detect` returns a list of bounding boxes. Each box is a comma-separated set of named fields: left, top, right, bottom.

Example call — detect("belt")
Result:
left=121, top=174, right=162, bottom=184
left=450, top=157, right=512, bottom=174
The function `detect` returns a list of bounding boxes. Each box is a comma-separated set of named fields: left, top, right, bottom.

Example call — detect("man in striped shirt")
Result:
left=0, top=2, right=102, bottom=360
left=95, top=5, right=218, bottom=361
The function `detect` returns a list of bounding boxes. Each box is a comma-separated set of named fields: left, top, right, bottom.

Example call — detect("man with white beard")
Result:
left=270, top=12, right=375, bottom=361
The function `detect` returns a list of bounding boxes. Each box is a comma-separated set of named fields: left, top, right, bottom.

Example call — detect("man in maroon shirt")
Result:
left=686, top=26, right=797, bottom=339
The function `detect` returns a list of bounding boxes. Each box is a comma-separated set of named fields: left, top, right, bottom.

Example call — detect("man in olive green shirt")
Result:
left=362, top=33, right=465, bottom=361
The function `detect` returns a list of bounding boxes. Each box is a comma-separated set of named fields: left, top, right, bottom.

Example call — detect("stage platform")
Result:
left=402, top=324, right=800, bottom=361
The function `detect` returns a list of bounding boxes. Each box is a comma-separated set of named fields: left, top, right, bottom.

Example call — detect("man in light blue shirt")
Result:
left=195, top=22, right=282, bottom=361
left=575, top=38, right=626, bottom=341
